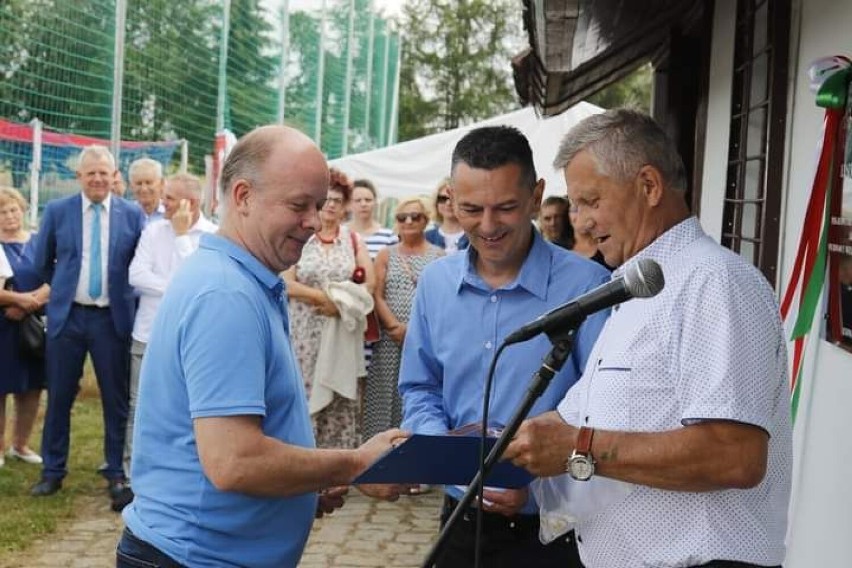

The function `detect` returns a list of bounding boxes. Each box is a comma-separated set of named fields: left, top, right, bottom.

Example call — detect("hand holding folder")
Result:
left=353, top=425, right=534, bottom=489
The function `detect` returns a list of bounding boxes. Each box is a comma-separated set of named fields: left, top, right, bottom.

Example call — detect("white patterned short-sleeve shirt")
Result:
left=557, top=216, right=792, bottom=568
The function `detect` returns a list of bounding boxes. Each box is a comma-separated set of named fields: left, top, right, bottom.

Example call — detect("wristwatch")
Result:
left=566, top=426, right=596, bottom=481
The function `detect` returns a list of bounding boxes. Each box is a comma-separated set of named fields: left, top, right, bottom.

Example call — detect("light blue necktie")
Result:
left=88, top=202, right=103, bottom=299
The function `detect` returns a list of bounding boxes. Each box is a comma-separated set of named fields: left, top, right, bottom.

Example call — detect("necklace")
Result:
left=315, top=227, right=339, bottom=244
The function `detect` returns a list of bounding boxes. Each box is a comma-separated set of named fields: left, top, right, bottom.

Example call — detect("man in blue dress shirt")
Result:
left=397, top=126, right=610, bottom=567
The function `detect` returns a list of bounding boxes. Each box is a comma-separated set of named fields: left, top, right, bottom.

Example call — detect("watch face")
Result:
left=570, top=456, right=594, bottom=481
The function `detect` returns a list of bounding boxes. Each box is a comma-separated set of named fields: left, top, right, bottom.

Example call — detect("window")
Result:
left=721, top=0, right=790, bottom=285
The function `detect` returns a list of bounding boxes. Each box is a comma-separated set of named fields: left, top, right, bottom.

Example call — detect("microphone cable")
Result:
left=474, top=340, right=509, bottom=568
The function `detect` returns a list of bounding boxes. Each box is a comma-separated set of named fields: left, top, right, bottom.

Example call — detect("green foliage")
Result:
left=397, top=0, right=523, bottom=141
left=0, top=0, right=399, bottom=172
left=0, top=0, right=115, bottom=136
left=226, top=0, right=279, bottom=135
left=586, top=63, right=653, bottom=112
left=122, top=0, right=220, bottom=167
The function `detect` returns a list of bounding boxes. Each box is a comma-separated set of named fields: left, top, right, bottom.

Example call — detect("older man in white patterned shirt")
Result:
left=505, top=109, right=792, bottom=568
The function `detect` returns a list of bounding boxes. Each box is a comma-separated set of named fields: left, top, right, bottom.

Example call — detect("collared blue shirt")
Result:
left=124, top=233, right=316, bottom=568
left=399, top=228, right=610, bottom=511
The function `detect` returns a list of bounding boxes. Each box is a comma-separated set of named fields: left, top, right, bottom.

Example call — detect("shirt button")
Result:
left=485, top=341, right=493, bottom=349
left=490, top=295, right=497, bottom=303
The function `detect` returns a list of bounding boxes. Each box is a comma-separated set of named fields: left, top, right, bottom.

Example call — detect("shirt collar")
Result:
left=456, top=225, right=550, bottom=300
left=149, top=202, right=165, bottom=217
left=613, top=216, right=704, bottom=279
left=188, top=213, right=213, bottom=233
left=199, top=233, right=284, bottom=297
left=81, top=192, right=111, bottom=213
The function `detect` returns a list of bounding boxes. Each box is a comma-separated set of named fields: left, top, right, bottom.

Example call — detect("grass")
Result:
left=0, top=367, right=108, bottom=558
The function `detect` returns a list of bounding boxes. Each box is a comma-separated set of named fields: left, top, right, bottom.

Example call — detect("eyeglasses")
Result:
left=323, top=196, right=345, bottom=206
left=395, top=212, right=426, bottom=223
left=436, top=195, right=450, bottom=204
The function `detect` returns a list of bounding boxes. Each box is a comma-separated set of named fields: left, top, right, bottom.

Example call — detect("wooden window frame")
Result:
left=721, top=0, right=790, bottom=286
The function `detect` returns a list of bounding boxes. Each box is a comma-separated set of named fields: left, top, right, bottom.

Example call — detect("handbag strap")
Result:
left=349, top=229, right=362, bottom=266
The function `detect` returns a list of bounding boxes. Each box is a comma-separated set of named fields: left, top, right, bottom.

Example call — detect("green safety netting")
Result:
left=0, top=0, right=400, bottom=205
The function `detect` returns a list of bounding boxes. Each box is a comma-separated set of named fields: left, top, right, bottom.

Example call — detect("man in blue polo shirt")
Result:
left=397, top=126, right=610, bottom=567
left=119, top=125, right=404, bottom=568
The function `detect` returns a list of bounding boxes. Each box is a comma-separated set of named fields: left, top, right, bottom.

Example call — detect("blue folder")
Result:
left=353, top=433, right=534, bottom=489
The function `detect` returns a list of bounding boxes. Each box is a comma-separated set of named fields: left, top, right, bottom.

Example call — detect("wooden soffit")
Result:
left=514, top=0, right=702, bottom=116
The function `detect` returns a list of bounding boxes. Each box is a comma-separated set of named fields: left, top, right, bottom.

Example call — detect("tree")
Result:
left=0, top=0, right=116, bottom=136
left=397, top=0, right=523, bottom=141
left=122, top=0, right=220, bottom=167
left=225, top=0, right=279, bottom=136
left=587, top=64, right=653, bottom=112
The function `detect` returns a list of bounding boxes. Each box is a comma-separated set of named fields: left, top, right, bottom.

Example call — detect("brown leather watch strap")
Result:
left=575, top=426, right=595, bottom=456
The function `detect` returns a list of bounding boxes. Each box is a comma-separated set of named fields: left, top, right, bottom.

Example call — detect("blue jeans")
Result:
left=116, top=529, right=185, bottom=568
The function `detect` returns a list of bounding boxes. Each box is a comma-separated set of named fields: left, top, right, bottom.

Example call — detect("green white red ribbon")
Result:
left=780, top=56, right=851, bottom=423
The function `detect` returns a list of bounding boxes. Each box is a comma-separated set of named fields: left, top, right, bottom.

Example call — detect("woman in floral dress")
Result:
left=283, top=170, right=375, bottom=449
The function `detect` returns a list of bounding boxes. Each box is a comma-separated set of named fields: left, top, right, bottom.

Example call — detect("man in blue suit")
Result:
left=32, top=145, right=144, bottom=510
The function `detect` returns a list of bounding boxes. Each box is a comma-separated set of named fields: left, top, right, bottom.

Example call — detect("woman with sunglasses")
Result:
left=424, top=179, right=468, bottom=253
left=363, top=198, right=442, bottom=447
left=283, top=169, right=375, bottom=450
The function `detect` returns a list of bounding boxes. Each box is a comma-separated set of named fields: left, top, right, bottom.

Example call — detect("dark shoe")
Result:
left=31, top=478, right=62, bottom=497
left=108, top=479, right=134, bottom=512
left=96, top=462, right=109, bottom=477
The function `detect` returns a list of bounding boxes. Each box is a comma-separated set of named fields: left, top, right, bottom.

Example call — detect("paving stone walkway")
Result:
left=2, top=490, right=443, bottom=568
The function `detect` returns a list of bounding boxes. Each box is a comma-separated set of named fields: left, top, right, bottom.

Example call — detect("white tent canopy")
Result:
left=329, top=102, right=603, bottom=203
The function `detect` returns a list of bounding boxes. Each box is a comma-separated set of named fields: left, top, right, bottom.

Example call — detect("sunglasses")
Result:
left=436, top=195, right=450, bottom=204
left=396, top=212, right=426, bottom=223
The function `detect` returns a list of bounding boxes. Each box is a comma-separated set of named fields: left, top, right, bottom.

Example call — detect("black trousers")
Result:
left=116, top=528, right=186, bottom=568
left=435, top=496, right=583, bottom=568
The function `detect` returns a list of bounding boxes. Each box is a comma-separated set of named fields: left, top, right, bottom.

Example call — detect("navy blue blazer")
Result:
left=34, top=193, right=144, bottom=339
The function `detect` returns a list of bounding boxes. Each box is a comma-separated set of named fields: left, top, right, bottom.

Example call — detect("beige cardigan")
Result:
left=308, top=280, right=374, bottom=415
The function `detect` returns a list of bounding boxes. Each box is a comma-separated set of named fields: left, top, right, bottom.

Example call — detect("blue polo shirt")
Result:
left=399, top=229, right=610, bottom=512
left=124, top=234, right=317, bottom=568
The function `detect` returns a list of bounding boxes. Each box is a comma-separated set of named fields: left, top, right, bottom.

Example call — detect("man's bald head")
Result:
left=217, top=125, right=329, bottom=272
left=219, top=125, right=326, bottom=206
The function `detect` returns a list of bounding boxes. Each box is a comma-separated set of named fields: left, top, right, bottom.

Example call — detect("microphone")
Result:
left=503, top=258, right=665, bottom=345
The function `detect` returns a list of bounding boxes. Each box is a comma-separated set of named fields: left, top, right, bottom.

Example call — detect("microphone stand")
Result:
left=420, top=328, right=577, bottom=568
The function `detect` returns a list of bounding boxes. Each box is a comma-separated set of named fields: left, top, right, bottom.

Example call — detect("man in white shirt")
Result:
left=129, top=158, right=165, bottom=225
left=125, top=173, right=217, bottom=502
left=505, top=109, right=792, bottom=568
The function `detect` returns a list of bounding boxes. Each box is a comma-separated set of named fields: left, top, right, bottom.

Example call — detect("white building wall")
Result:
left=779, top=0, right=852, bottom=564
left=701, top=0, right=852, bottom=565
